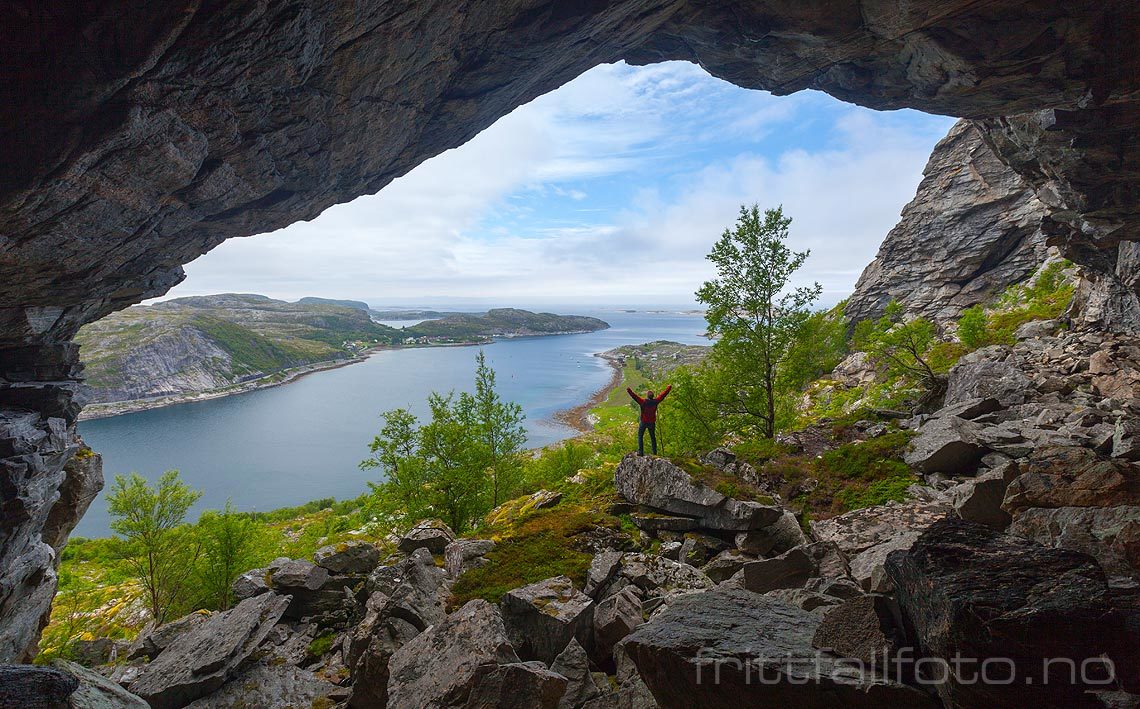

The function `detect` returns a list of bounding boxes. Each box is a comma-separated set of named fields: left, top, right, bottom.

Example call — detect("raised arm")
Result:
left=627, top=387, right=644, bottom=404
left=657, top=385, right=673, bottom=402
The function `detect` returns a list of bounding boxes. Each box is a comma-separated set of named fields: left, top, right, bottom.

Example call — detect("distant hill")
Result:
left=296, top=296, right=372, bottom=312
left=406, top=308, right=608, bottom=339
left=76, top=294, right=398, bottom=405
left=76, top=297, right=609, bottom=409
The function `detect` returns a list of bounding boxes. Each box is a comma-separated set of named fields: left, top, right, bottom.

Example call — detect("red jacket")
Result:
left=628, top=385, right=671, bottom=423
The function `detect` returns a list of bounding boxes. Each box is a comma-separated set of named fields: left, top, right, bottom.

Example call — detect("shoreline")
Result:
left=551, top=352, right=622, bottom=434
left=78, top=330, right=606, bottom=421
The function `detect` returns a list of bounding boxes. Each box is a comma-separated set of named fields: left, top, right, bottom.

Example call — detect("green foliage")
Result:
left=361, top=352, right=527, bottom=533
left=954, top=260, right=1075, bottom=348
left=193, top=502, right=275, bottom=610
left=464, top=351, right=526, bottom=507
left=696, top=204, right=823, bottom=438
left=520, top=440, right=594, bottom=493
left=957, top=305, right=988, bottom=348
left=307, top=631, right=337, bottom=659
left=192, top=316, right=327, bottom=375
left=106, top=471, right=202, bottom=624
left=449, top=509, right=604, bottom=607
left=816, top=431, right=914, bottom=482
left=856, top=303, right=943, bottom=393
left=836, top=476, right=914, bottom=510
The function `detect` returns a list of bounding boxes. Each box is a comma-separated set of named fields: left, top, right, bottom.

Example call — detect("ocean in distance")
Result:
left=75, top=308, right=708, bottom=537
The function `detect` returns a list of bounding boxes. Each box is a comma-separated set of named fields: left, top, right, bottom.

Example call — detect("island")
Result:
left=75, top=294, right=608, bottom=418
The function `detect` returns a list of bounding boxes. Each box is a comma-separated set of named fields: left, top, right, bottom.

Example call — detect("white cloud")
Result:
left=171, top=62, right=955, bottom=307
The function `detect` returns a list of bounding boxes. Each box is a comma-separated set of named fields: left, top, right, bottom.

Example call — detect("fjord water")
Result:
left=75, top=309, right=707, bottom=537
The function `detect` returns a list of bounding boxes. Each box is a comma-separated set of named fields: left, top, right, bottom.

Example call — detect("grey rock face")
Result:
left=52, top=659, right=149, bottom=709
left=0, top=664, right=78, bottom=708
left=742, top=547, right=818, bottom=594
left=501, top=576, right=594, bottom=665
left=551, top=639, right=606, bottom=708
left=886, top=517, right=1138, bottom=707
left=348, top=547, right=451, bottom=705
left=183, top=663, right=337, bottom=709
left=592, top=586, right=643, bottom=663
left=949, top=468, right=1012, bottom=529
left=445, top=538, right=496, bottom=578
left=314, top=541, right=380, bottom=574
left=944, top=357, right=1034, bottom=408
left=614, top=454, right=781, bottom=530
left=811, top=501, right=950, bottom=555
left=463, top=661, right=568, bottom=709
left=622, top=588, right=936, bottom=708
left=904, top=416, right=988, bottom=474
left=386, top=600, right=520, bottom=708
left=734, top=511, right=808, bottom=556
left=397, top=518, right=456, bottom=555
left=811, top=595, right=905, bottom=666
left=847, top=120, right=1049, bottom=325
left=1010, top=505, right=1140, bottom=582
left=127, top=593, right=290, bottom=709
left=128, top=612, right=211, bottom=661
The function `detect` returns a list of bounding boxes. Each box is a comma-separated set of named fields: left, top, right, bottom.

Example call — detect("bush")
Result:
left=957, top=305, right=987, bottom=348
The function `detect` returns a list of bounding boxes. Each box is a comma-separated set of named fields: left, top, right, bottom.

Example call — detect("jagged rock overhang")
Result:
left=1, top=0, right=1139, bottom=664
left=1, top=0, right=1138, bottom=349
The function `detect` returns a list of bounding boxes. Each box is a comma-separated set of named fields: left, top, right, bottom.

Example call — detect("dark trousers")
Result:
left=638, top=422, right=657, bottom=455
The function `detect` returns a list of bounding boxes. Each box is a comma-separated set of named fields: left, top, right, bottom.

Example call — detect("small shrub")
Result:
left=836, top=476, right=914, bottom=510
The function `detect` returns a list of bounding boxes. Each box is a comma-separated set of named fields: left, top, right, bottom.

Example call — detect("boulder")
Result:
left=444, top=538, right=496, bottom=578
left=501, top=576, right=594, bottom=665
left=53, top=659, right=148, bottom=708
left=904, top=415, right=987, bottom=474
left=622, top=588, right=936, bottom=708
left=270, top=559, right=329, bottom=592
left=630, top=513, right=698, bottom=532
left=1113, top=419, right=1140, bottom=461
left=183, top=663, right=337, bottom=709
left=1010, top=506, right=1140, bottom=582
left=348, top=547, right=451, bottom=705
left=463, top=661, right=568, bottom=709
left=1002, top=446, right=1140, bottom=513
left=0, top=665, right=77, bottom=708
left=848, top=532, right=922, bottom=592
left=314, top=541, right=381, bottom=574
left=608, top=553, right=714, bottom=600
left=811, top=595, right=904, bottom=666
left=804, top=576, right=865, bottom=600
left=677, top=533, right=729, bottom=566
left=734, top=511, right=808, bottom=556
left=948, top=468, right=1012, bottom=529
left=592, top=586, right=643, bottom=663
left=397, top=518, right=456, bottom=555
left=128, top=593, right=291, bottom=709
left=386, top=600, right=520, bottom=708
left=583, top=552, right=623, bottom=599
left=885, top=517, right=1138, bottom=707
left=762, top=588, right=841, bottom=612
left=614, top=454, right=781, bottom=530
left=1015, top=319, right=1059, bottom=339
left=811, top=500, right=950, bottom=555
left=346, top=617, right=419, bottom=709
left=701, top=549, right=751, bottom=583
left=938, top=396, right=1002, bottom=420
left=551, top=639, right=606, bottom=708
left=127, top=611, right=211, bottom=661
left=944, top=358, right=1032, bottom=408
left=742, top=546, right=817, bottom=594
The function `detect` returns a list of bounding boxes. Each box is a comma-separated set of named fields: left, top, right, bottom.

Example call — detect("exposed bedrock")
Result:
left=847, top=120, right=1050, bottom=324
left=2, top=0, right=1140, bottom=662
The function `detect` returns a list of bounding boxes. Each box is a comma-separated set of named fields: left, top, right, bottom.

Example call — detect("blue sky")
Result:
left=169, top=61, right=956, bottom=308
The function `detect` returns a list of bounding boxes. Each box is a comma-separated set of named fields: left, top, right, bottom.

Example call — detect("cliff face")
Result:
left=2, top=0, right=1140, bottom=663
left=847, top=121, right=1050, bottom=325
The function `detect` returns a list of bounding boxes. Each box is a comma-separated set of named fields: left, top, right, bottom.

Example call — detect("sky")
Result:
left=167, top=61, right=957, bottom=309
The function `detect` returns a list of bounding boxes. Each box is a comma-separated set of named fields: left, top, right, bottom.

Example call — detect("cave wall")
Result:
left=2, top=0, right=1138, bottom=661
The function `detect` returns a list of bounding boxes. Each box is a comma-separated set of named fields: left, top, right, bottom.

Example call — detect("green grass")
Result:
left=836, top=476, right=914, bottom=510
left=448, top=507, right=607, bottom=608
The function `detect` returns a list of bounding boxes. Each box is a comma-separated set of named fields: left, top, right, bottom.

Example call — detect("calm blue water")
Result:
left=75, top=309, right=707, bottom=537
